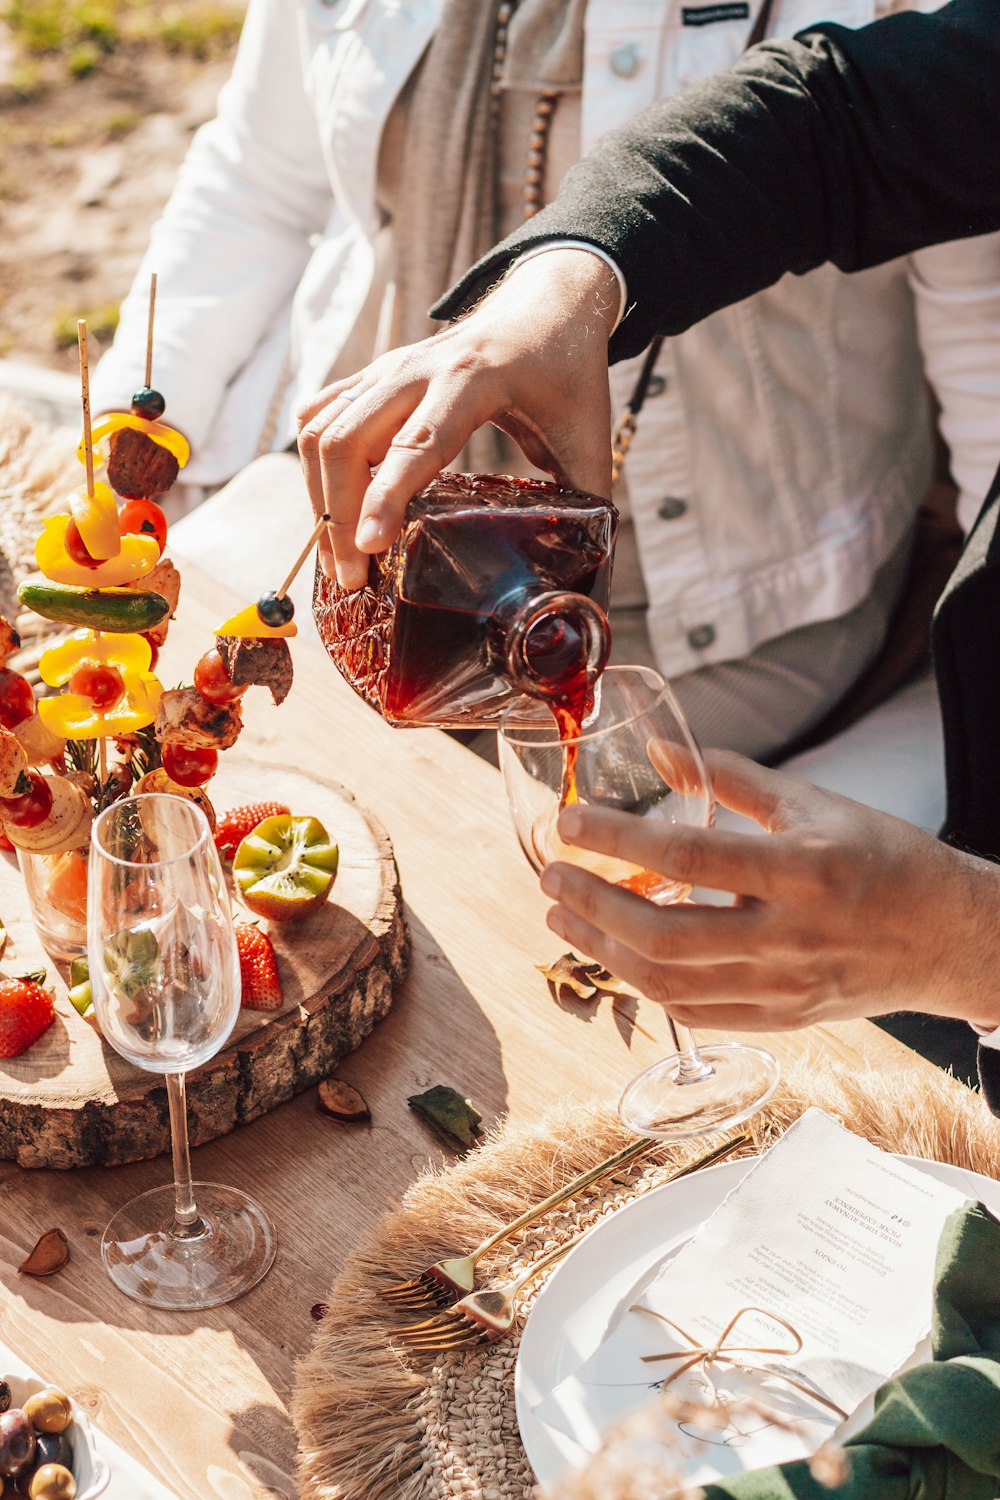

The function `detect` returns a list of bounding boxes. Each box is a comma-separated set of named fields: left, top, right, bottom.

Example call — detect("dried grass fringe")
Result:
left=292, top=1055, right=999, bottom=1500
left=0, top=394, right=78, bottom=627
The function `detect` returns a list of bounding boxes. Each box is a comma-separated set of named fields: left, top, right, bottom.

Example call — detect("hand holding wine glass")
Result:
left=498, top=666, right=778, bottom=1138
left=88, top=793, right=276, bottom=1309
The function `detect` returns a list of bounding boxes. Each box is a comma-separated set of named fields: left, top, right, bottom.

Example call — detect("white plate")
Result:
left=515, top=1152, right=1000, bottom=1487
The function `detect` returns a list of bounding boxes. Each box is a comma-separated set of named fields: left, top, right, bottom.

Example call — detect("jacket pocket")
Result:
left=581, top=3, right=671, bottom=152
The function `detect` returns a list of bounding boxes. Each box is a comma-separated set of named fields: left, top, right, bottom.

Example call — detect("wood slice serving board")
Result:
left=0, top=761, right=408, bottom=1168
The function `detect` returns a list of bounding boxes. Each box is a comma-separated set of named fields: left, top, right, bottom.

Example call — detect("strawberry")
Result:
left=214, top=801, right=290, bottom=860
left=235, top=923, right=284, bottom=1010
left=0, top=977, right=55, bottom=1058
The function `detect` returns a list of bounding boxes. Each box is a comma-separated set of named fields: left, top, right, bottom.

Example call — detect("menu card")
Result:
left=534, top=1109, right=968, bottom=1485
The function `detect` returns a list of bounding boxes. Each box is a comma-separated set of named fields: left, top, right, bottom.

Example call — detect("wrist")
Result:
left=927, top=847, right=1000, bottom=1031
left=507, top=242, right=627, bottom=332
left=502, top=246, right=623, bottom=340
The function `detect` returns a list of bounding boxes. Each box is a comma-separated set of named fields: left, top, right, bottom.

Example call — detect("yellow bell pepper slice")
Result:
left=36, top=516, right=159, bottom=588
left=82, top=414, right=190, bottom=470
left=215, top=602, right=297, bottom=639
left=39, top=629, right=153, bottom=688
left=68, top=480, right=121, bottom=561
left=38, top=671, right=162, bottom=739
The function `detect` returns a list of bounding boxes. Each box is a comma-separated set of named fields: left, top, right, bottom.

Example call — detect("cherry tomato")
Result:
left=67, top=661, right=126, bottom=712
left=0, top=669, right=34, bottom=730
left=119, top=498, right=168, bottom=556
left=63, top=517, right=102, bottom=568
left=0, top=826, right=14, bottom=853
left=193, top=648, right=246, bottom=707
left=1, top=771, right=53, bottom=829
left=140, top=633, right=160, bottom=671
left=161, top=741, right=218, bottom=787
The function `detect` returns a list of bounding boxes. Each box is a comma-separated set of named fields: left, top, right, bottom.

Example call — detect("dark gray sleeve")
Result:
left=433, top=0, right=1000, bottom=362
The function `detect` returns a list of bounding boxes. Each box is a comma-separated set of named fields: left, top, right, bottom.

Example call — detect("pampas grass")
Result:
left=0, top=394, right=77, bottom=626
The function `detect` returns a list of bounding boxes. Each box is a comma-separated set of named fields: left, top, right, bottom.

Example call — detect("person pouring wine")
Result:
left=294, top=0, right=1000, bottom=1104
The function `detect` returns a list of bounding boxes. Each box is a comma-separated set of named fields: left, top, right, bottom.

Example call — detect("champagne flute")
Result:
left=498, top=664, right=779, bottom=1139
left=87, top=793, right=276, bottom=1309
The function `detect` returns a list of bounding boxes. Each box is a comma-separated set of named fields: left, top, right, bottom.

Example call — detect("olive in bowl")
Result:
left=0, top=1376, right=108, bottom=1500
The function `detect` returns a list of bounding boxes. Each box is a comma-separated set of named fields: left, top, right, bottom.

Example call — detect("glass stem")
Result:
left=166, top=1071, right=200, bottom=1232
left=666, top=1016, right=716, bottom=1084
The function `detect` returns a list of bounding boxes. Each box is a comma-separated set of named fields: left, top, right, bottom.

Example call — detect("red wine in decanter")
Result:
left=313, top=471, right=616, bottom=729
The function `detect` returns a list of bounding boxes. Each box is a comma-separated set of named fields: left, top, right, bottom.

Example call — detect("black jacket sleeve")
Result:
left=433, top=0, right=1000, bottom=362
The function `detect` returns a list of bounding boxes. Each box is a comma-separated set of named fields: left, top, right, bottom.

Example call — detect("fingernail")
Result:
left=355, top=517, right=383, bottom=550
left=539, top=866, right=562, bottom=899
left=558, top=807, right=584, bottom=840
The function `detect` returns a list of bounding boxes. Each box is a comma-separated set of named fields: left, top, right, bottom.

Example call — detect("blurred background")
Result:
left=0, top=1, right=245, bottom=388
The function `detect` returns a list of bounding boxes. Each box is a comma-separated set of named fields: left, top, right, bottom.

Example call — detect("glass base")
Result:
left=618, top=1042, right=780, bottom=1141
left=102, top=1182, right=276, bottom=1310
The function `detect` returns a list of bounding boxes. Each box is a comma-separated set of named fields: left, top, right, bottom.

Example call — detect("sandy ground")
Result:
left=0, top=18, right=240, bottom=375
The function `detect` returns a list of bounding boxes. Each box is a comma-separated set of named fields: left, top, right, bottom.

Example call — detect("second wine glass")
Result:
left=498, top=665, right=779, bottom=1140
left=88, top=793, right=276, bottom=1309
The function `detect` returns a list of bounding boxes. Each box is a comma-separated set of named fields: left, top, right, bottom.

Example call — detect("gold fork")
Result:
left=379, top=1134, right=661, bottom=1311
left=394, top=1133, right=751, bottom=1352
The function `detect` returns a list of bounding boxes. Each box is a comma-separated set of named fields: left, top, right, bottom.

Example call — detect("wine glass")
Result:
left=87, top=793, right=276, bottom=1309
left=498, top=664, right=779, bottom=1139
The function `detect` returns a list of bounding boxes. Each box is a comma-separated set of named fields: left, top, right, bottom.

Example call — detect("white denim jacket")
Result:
left=92, top=0, right=1000, bottom=677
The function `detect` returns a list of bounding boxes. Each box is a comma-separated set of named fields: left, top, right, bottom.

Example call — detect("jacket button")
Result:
left=609, top=42, right=640, bottom=77
left=646, top=373, right=667, bottom=398
left=657, top=497, right=688, bottom=521
left=687, top=624, right=716, bottom=650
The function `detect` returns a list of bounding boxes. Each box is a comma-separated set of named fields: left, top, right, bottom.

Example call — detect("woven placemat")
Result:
left=291, top=1057, right=1000, bottom=1500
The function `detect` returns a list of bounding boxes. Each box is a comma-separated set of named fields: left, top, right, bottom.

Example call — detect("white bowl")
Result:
left=1, top=1374, right=110, bottom=1499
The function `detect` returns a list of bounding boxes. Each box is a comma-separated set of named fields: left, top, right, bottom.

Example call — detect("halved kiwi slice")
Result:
left=232, top=813, right=338, bottom=923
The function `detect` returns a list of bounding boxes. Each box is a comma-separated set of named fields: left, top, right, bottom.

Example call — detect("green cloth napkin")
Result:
left=703, top=1201, right=1000, bottom=1500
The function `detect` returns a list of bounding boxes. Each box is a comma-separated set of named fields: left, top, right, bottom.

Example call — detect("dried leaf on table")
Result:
left=318, top=1078, right=371, bottom=1123
left=408, top=1085, right=483, bottom=1152
left=541, top=952, right=656, bottom=1043
left=18, top=1227, right=69, bottom=1277
left=537, top=952, right=600, bottom=1001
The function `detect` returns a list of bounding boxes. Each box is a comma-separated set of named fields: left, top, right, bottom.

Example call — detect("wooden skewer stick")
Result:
left=94, top=630, right=109, bottom=787
left=276, top=513, right=331, bottom=600
left=77, top=319, right=95, bottom=499
left=144, top=272, right=157, bottom=389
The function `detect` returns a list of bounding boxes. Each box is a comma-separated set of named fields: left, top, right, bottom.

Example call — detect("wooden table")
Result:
left=0, top=563, right=955, bottom=1498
